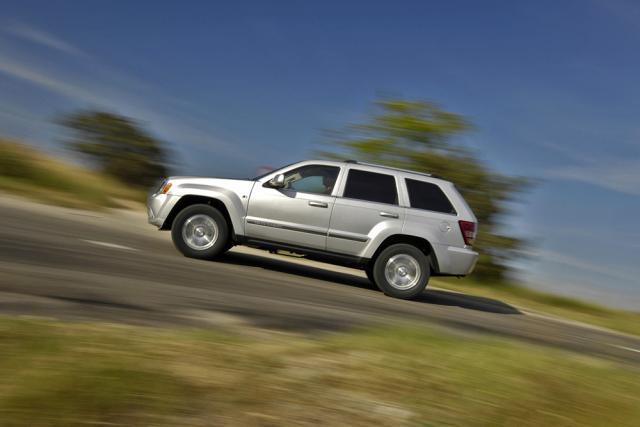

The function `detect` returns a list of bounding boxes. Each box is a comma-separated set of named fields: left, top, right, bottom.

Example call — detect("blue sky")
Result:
left=1, top=0, right=639, bottom=309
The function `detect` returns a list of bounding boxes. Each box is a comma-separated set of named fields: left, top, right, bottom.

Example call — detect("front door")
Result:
left=245, top=164, right=341, bottom=249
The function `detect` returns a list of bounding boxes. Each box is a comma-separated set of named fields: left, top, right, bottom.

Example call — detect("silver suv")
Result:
left=148, top=160, right=478, bottom=299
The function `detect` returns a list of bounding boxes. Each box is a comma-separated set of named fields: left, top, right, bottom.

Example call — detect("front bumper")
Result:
left=147, top=192, right=180, bottom=228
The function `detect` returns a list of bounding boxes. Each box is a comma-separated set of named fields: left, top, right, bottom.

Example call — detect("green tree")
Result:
left=319, top=99, right=528, bottom=282
left=61, top=111, right=169, bottom=188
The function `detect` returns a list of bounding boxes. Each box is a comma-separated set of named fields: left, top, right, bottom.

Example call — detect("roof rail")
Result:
left=338, top=159, right=446, bottom=180
left=352, top=161, right=435, bottom=178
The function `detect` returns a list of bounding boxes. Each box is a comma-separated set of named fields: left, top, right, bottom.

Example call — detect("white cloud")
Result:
left=524, top=248, right=639, bottom=285
left=3, top=22, right=87, bottom=58
left=0, top=24, right=245, bottom=160
left=0, top=56, right=104, bottom=104
left=546, top=158, right=640, bottom=196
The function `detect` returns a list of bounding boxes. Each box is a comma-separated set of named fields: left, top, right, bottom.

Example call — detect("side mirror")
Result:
left=265, top=173, right=285, bottom=188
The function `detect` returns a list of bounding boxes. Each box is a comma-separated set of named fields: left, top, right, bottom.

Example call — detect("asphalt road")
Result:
left=1, top=195, right=640, bottom=364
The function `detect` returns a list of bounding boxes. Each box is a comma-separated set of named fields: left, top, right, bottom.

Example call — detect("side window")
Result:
left=343, top=169, right=398, bottom=205
left=283, top=165, right=340, bottom=195
left=405, top=178, right=457, bottom=215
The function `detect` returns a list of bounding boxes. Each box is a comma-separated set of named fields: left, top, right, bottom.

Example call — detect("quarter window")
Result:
left=405, top=178, right=456, bottom=214
left=343, top=169, right=398, bottom=205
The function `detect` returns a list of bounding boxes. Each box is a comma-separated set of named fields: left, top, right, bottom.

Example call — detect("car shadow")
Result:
left=414, top=290, right=521, bottom=315
left=216, top=251, right=521, bottom=315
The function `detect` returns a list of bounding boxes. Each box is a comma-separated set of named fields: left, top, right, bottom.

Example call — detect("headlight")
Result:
left=154, top=179, right=172, bottom=195
left=159, top=181, right=172, bottom=194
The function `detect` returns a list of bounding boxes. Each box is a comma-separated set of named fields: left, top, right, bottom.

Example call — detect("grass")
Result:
left=0, top=139, right=145, bottom=209
left=433, top=277, right=640, bottom=336
left=1, top=317, right=639, bottom=426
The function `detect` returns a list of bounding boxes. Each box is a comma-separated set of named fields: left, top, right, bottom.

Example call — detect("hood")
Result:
left=167, top=176, right=256, bottom=197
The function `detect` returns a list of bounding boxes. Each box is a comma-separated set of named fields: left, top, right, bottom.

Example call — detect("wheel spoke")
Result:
left=182, top=214, right=219, bottom=251
left=384, top=254, right=421, bottom=290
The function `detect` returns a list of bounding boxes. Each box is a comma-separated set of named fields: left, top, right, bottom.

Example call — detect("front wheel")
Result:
left=365, top=263, right=375, bottom=284
left=372, top=243, right=430, bottom=299
left=171, top=204, right=229, bottom=260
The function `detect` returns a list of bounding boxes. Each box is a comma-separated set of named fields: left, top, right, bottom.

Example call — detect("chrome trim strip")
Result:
left=327, top=231, right=369, bottom=243
left=246, top=219, right=369, bottom=242
left=246, top=219, right=327, bottom=236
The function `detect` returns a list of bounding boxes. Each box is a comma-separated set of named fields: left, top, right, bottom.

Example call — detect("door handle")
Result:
left=379, top=211, right=399, bottom=218
left=309, top=201, right=328, bottom=208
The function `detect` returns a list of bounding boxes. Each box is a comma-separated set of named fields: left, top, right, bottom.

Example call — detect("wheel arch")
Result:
left=161, top=195, right=236, bottom=239
left=369, top=234, right=440, bottom=274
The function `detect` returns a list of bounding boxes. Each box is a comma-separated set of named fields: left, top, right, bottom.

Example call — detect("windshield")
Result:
left=251, top=161, right=299, bottom=180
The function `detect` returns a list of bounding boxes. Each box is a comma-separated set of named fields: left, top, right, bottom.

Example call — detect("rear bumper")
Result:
left=436, top=245, right=479, bottom=276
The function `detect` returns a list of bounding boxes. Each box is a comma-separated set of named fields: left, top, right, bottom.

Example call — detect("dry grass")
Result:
left=1, top=317, right=639, bottom=426
left=434, top=277, right=640, bottom=337
left=0, top=139, right=144, bottom=209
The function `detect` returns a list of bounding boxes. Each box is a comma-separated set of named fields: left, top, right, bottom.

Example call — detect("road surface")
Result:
left=1, top=195, right=639, bottom=364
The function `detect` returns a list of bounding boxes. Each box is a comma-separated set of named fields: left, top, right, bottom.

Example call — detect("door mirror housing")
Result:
left=265, top=173, right=285, bottom=188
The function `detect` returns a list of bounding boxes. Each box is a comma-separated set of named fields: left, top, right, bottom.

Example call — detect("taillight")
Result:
left=458, top=220, right=476, bottom=246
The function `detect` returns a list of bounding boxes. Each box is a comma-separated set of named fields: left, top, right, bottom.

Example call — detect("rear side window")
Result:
left=343, top=169, right=398, bottom=205
left=405, top=179, right=457, bottom=215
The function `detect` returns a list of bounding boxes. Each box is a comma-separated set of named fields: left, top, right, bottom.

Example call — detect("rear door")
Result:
left=327, top=168, right=404, bottom=256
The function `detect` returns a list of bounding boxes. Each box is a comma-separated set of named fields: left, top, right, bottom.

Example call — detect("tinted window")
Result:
left=283, top=165, right=339, bottom=195
left=406, top=179, right=456, bottom=214
left=343, top=169, right=398, bottom=205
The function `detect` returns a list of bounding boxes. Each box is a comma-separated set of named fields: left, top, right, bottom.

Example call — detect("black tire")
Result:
left=365, top=263, right=375, bottom=284
left=171, top=204, right=230, bottom=260
left=372, top=243, right=430, bottom=299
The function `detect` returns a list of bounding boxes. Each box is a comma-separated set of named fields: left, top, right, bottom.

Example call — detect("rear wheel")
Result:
left=372, top=243, right=429, bottom=299
left=171, top=204, right=229, bottom=260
